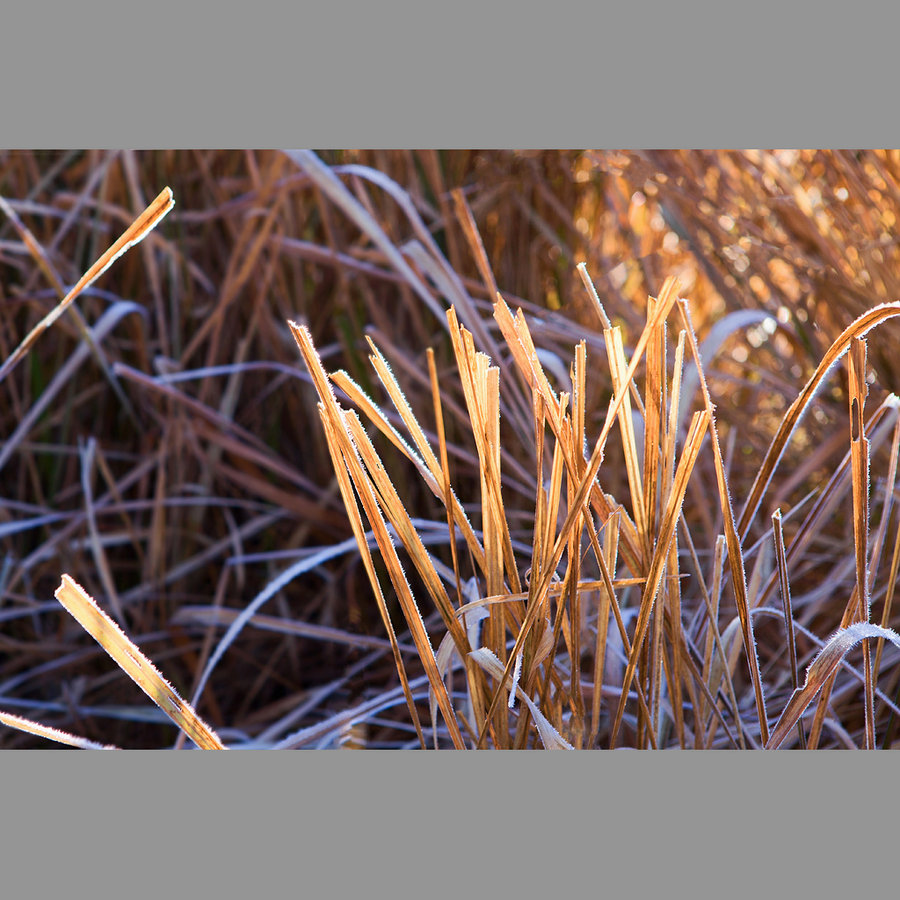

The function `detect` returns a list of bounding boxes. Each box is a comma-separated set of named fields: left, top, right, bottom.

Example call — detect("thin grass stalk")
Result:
left=451, top=188, right=535, bottom=442
left=577, top=262, right=646, bottom=417
left=848, top=338, right=875, bottom=747
left=874, top=501, right=900, bottom=687
left=806, top=344, right=882, bottom=750
left=645, top=296, right=667, bottom=744
left=772, top=510, right=806, bottom=749
left=564, top=461, right=586, bottom=747
left=664, top=331, right=687, bottom=746
left=677, top=298, right=770, bottom=745
left=588, top=513, right=618, bottom=747
left=608, top=409, right=710, bottom=746
left=606, top=325, right=648, bottom=558
left=749, top=400, right=898, bottom=615
left=643, top=293, right=664, bottom=551
left=525, top=397, right=565, bottom=696
left=514, top=394, right=560, bottom=748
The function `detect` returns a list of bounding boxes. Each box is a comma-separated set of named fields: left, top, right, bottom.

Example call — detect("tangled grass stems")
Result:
left=3, top=150, right=900, bottom=748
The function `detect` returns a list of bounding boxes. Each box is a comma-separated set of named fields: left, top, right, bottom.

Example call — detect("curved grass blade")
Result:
left=766, top=622, right=900, bottom=749
left=737, top=302, right=900, bottom=540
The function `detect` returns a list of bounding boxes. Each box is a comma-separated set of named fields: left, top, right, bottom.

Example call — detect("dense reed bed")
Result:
left=2, top=149, right=900, bottom=748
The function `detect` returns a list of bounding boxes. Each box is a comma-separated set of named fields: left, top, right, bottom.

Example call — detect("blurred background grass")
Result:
left=2, top=149, right=900, bottom=747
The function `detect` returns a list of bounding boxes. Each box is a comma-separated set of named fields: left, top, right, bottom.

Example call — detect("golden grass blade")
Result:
left=491, top=299, right=566, bottom=435
left=677, top=298, right=770, bottom=745
left=588, top=514, right=618, bottom=748
left=317, top=409, right=428, bottom=750
left=609, top=409, right=709, bottom=746
left=867, top=397, right=900, bottom=687
left=766, top=622, right=900, bottom=749
left=606, top=326, right=648, bottom=556
left=445, top=320, right=517, bottom=744
left=805, top=347, right=884, bottom=749
left=848, top=338, right=875, bottom=748
left=772, top=509, right=805, bottom=749
left=559, top=421, right=587, bottom=741
left=662, top=331, right=688, bottom=746
left=643, top=293, right=665, bottom=549
left=427, top=346, right=464, bottom=605
left=361, top=336, right=497, bottom=596
left=577, top=263, right=646, bottom=415
left=644, top=293, right=668, bottom=744
left=53, top=575, right=225, bottom=749
left=0, top=709, right=117, bottom=750
left=0, top=187, right=174, bottom=385
left=737, top=302, right=900, bottom=539
left=428, top=347, right=490, bottom=733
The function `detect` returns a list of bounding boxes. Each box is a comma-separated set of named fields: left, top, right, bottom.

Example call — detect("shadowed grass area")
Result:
left=2, top=149, right=900, bottom=748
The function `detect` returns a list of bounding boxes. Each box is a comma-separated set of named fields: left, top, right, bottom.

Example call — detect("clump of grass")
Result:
left=291, top=265, right=900, bottom=748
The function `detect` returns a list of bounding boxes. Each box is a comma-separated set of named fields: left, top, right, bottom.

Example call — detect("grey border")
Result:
left=3, top=2, right=898, bottom=146
left=4, top=750, right=897, bottom=896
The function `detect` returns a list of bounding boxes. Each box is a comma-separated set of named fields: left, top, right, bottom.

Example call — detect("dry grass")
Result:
left=2, top=149, right=900, bottom=748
